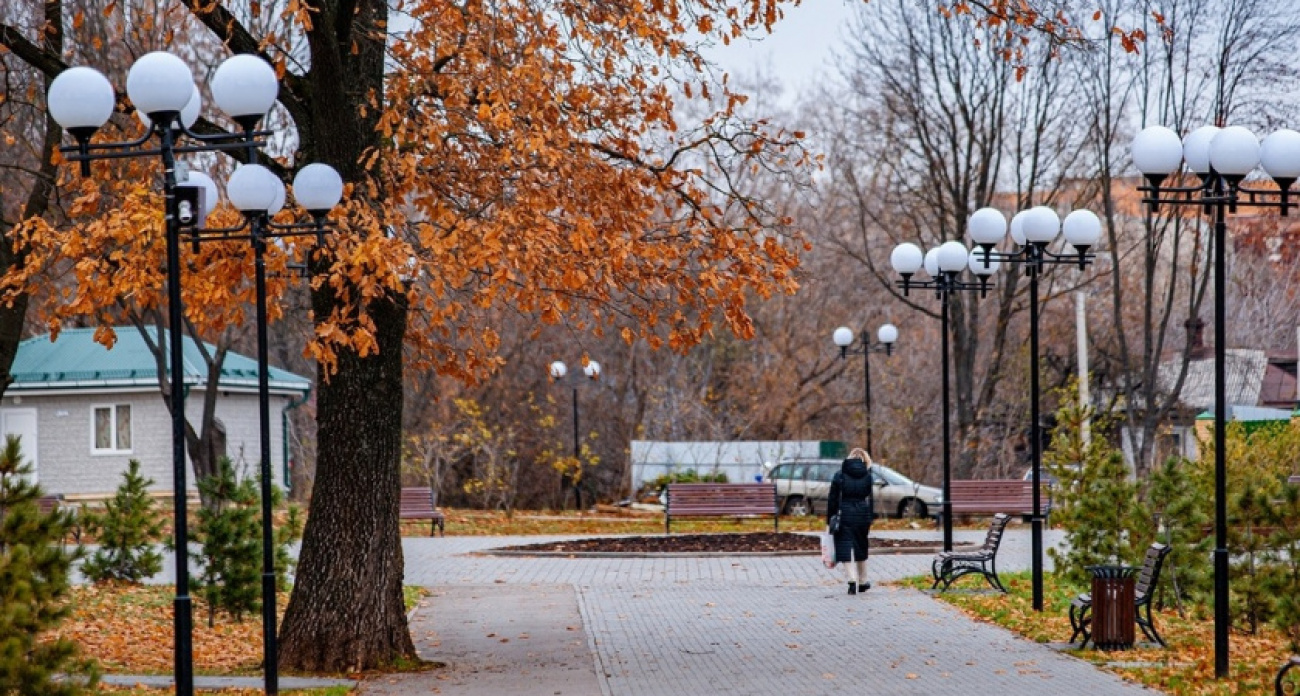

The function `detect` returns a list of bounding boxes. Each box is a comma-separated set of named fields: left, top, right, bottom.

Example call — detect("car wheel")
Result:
left=899, top=498, right=927, bottom=519
left=783, top=496, right=812, bottom=517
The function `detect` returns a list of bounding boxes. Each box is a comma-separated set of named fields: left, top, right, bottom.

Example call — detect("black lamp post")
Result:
left=548, top=359, right=601, bottom=510
left=1130, top=123, right=1300, bottom=678
left=47, top=51, right=282, bottom=696
left=47, top=52, right=342, bottom=696
left=967, top=205, right=1103, bottom=613
left=187, top=161, right=342, bottom=695
left=889, top=241, right=995, bottom=552
left=831, top=324, right=898, bottom=454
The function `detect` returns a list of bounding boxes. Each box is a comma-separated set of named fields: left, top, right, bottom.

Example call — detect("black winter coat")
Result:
left=827, top=458, right=874, bottom=563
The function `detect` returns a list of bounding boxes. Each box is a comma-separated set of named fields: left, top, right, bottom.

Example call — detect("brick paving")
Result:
left=357, top=527, right=1163, bottom=695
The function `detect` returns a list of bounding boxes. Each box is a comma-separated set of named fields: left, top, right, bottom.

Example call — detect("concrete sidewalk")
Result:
left=355, top=529, right=1163, bottom=695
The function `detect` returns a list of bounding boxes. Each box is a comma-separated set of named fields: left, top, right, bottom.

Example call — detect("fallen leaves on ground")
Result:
left=55, top=583, right=281, bottom=674
left=904, top=571, right=1297, bottom=695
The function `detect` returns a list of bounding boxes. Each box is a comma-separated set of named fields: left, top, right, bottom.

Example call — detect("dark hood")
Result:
left=842, top=458, right=870, bottom=479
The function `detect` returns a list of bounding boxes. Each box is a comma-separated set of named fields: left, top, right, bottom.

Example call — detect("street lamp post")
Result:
left=831, top=323, right=899, bottom=454
left=196, top=162, right=342, bottom=695
left=889, top=241, right=996, bottom=551
left=1129, top=123, right=1300, bottom=678
left=967, top=205, right=1103, bottom=613
left=47, top=52, right=342, bottom=696
left=548, top=359, right=601, bottom=510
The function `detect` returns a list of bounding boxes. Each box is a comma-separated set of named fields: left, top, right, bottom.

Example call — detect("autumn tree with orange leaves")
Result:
left=1, top=0, right=815, bottom=671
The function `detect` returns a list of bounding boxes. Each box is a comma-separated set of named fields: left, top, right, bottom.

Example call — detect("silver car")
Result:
left=763, top=458, right=942, bottom=519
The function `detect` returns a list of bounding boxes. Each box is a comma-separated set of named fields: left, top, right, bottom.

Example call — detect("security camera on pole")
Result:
left=47, top=52, right=343, bottom=696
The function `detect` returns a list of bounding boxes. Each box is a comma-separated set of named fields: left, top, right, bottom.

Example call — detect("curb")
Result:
left=473, top=544, right=966, bottom=558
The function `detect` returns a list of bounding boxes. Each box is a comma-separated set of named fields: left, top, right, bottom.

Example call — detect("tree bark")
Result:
left=275, top=0, right=413, bottom=671
left=277, top=290, right=413, bottom=670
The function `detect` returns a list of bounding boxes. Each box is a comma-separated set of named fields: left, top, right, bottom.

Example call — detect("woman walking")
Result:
left=828, top=448, right=875, bottom=594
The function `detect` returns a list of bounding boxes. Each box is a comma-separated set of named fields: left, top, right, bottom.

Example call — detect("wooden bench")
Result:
left=1277, top=655, right=1300, bottom=696
left=948, top=480, right=1051, bottom=522
left=400, top=487, right=445, bottom=536
left=1069, top=542, right=1173, bottom=648
left=36, top=495, right=83, bottom=545
left=664, top=482, right=779, bottom=534
left=931, top=513, right=1011, bottom=592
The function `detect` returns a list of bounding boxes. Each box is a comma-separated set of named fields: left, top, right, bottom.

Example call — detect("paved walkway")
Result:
left=357, top=527, right=1163, bottom=695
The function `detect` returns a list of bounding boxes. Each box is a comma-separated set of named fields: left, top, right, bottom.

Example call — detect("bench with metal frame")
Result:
left=931, top=513, right=1011, bottom=592
left=1069, top=542, right=1173, bottom=648
left=664, top=482, right=779, bottom=534
left=1277, top=655, right=1300, bottom=696
left=400, top=486, right=446, bottom=536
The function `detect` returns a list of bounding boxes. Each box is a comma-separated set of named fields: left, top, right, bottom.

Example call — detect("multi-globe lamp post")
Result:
left=548, top=359, right=602, bottom=510
left=1129, top=122, right=1300, bottom=677
left=888, top=240, right=997, bottom=552
left=831, top=323, right=898, bottom=455
left=46, top=51, right=343, bottom=696
left=967, top=205, right=1102, bottom=613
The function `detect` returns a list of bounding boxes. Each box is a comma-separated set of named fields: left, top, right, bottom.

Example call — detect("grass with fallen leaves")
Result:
left=901, top=571, right=1298, bottom=695
left=56, top=583, right=435, bottom=694
left=404, top=507, right=958, bottom=537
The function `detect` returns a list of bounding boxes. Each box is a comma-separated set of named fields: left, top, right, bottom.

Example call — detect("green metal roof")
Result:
left=8, top=327, right=310, bottom=395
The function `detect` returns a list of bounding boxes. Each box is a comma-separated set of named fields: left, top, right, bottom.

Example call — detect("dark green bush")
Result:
left=0, top=434, right=97, bottom=694
left=81, top=460, right=164, bottom=583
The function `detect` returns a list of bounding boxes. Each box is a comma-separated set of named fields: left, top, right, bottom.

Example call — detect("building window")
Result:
left=92, top=404, right=132, bottom=453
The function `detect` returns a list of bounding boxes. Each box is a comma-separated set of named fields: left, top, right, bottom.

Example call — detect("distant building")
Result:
left=1121, top=318, right=1298, bottom=467
left=0, top=327, right=310, bottom=500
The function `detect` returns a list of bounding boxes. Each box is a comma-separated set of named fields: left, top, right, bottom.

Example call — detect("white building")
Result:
left=0, top=327, right=310, bottom=499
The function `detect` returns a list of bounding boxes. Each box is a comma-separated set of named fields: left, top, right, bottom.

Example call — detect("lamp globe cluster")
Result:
left=1132, top=124, right=1300, bottom=186
left=549, top=360, right=601, bottom=381
left=831, top=324, right=898, bottom=350
left=225, top=163, right=344, bottom=219
left=968, top=206, right=1102, bottom=257
left=48, top=51, right=278, bottom=138
left=889, top=240, right=997, bottom=284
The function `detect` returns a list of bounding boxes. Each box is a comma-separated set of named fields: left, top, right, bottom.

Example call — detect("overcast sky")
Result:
left=706, top=0, right=859, bottom=104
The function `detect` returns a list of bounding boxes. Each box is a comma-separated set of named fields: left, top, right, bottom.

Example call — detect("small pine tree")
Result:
left=80, top=460, right=164, bottom=583
left=1145, top=456, right=1212, bottom=615
left=1044, top=386, right=1149, bottom=587
left=1229, top=484, right=1276, bottom=634
left=1266, top=482, right=1300, bottom=650
left=190, top=457, right=261, bottom=627
left=0, top=434, right=97, bottom=694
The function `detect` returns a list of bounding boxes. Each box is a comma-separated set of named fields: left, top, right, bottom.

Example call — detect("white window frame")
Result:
left=90, top=403, right=133, bottom=454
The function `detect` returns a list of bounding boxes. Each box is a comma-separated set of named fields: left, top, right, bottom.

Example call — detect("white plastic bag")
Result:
left=820, top=531, right=837, bottom=569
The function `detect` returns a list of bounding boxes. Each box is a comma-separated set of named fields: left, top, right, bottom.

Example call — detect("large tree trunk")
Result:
left=276, top=0, right=413, bottom=670
left=277, top=291, right=414, bottom=670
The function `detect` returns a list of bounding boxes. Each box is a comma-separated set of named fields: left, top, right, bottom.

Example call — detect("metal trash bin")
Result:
left=1088, top=565, right=1138, bottom=650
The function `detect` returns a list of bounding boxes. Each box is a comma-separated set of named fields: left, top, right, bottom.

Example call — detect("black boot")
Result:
left=859, top=581, right=871, bottom=592
left=847, top=582, right=857, bottom=595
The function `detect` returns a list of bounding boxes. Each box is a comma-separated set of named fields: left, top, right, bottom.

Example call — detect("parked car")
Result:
left=1021, top=463, right=1081, bottom=488
left=762, top=458, right=942, bottom=519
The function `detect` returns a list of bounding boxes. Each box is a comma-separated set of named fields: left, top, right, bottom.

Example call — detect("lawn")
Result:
left=901, top=571, right=1298, bottom=695
left=54, top=583, right=434, bottom=695
left=400, top=506, right=956, bottom=536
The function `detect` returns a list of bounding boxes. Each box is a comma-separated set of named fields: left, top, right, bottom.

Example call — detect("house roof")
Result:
left=1195, top=405, right=1294, bottom=421
left=8, top=327, right=310, bottom=396
left=1155, top=349, right=1268, bottom=412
